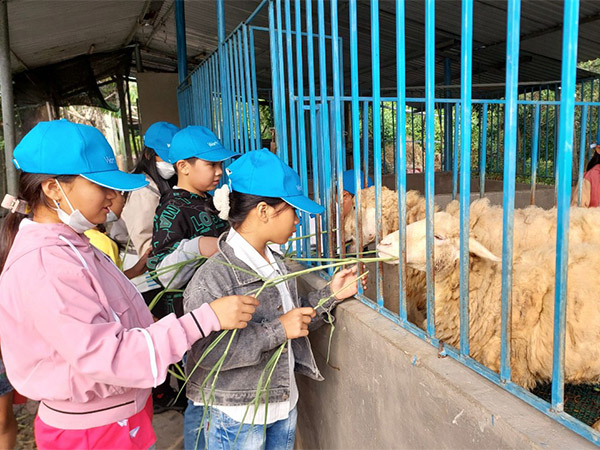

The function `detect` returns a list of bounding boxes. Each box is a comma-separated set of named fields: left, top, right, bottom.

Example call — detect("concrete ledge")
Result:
left=295, top=273, right=592, bottom=449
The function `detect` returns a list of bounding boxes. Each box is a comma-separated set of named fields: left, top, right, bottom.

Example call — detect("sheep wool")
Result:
left=379, top=211, right=600, bottom=390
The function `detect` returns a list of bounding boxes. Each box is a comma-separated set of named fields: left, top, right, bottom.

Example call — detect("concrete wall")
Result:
left=136, top=72, right=180, bottom=134
left=294, top=272, right=593, bottom=450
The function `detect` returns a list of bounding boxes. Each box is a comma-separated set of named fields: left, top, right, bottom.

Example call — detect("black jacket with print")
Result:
left=147, top=188, right=229, bottom=317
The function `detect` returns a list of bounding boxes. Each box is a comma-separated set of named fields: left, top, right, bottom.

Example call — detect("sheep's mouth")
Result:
left=376, top=247, right=400, bottom=263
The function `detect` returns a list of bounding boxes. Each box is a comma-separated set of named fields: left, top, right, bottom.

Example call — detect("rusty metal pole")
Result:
left=0, top=0, right=18, bottom=194
left=116, top=76, right=134, bottom=170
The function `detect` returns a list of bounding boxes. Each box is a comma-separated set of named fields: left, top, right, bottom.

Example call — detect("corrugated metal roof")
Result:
left=6, top=0, right=600, bottom=94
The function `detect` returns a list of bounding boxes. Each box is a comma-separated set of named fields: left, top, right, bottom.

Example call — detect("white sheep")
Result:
left=343, top=187, right=433, bottom=250
left=377, top=211, right=600, bottom=390
left=443, top=197, right=600, bottom=257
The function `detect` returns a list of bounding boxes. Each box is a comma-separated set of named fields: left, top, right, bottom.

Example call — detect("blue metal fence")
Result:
left=177, top=0, right=600, bottom=443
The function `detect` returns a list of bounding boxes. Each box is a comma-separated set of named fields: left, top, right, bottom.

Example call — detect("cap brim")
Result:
left=82, top=171, right=149, bottom=191
left=153, top=147, right=171, bottom=163
left=283, top=195, right=324, bottom=215
left=196, top=147, right=239, bottom=162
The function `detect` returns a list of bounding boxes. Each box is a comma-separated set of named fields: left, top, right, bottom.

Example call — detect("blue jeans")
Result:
left=205, top=406, right=297, bottom=450
left=184, top=400, right=206, bottom=450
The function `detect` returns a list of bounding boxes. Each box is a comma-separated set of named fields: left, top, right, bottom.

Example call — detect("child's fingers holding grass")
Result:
left=279, top=307, right=316, bottom=339
left=209, top=295, right=260, bottom=329
left=330, top=266, right=363, bottom=300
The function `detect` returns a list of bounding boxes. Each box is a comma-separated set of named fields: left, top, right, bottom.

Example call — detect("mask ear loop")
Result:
left=54, top=180, right=76, bottom=214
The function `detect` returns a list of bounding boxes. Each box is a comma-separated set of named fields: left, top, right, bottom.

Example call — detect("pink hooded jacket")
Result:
left=0, top=220, right=220, bottom=430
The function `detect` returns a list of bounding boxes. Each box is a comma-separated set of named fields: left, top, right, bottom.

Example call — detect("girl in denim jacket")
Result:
left=183, top=149, right=362, bottom=450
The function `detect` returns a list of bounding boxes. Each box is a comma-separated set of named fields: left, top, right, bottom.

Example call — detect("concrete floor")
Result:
left=153, top=410, right=185, bottom=449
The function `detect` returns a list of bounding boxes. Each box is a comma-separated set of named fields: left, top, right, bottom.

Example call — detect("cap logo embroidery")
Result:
left=296, top=184, right=302, bottom=192
left=104, top=156, right=115, bottom=164
left=208, top=141, right=218, bottom=147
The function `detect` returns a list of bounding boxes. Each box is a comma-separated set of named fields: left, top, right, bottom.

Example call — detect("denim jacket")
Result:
left=183, top=232, right=337, bottom=406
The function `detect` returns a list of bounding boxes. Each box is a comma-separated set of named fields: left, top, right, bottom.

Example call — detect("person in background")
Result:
left=120, top=121, right=179, bottom=258
left=86, top=192, right=149, bottom=280
left=340, top=169, right=374, bottom=220
left=0, top=352, right=17, bottom=450
left=146, top=125, right=238, bottom=318
left=574, top=142, right=600, bottom=207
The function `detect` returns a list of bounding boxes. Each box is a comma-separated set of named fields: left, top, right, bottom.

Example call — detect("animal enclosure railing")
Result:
left=177, top=0, right=600, bottom=444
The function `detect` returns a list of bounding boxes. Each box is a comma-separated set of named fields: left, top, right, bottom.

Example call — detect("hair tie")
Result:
left=1, top=194, right=30, bottom=214
left=213, top=185, right=231, bottom=220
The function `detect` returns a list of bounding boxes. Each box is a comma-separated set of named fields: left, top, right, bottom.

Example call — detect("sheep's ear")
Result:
left=468, top=237, right=501, bottom=262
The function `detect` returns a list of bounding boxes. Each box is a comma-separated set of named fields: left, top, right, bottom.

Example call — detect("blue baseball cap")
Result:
left=226, top=149, right=324, bottom=215
left=144, top=121, right=179, bottom=162
left=12, top=119, right=148, bottom=191
left=342, top=169, right=374, bottom=195
left=168, top=126, right=238, bottom=163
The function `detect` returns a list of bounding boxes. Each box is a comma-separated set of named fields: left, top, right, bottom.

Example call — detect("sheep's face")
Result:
left=377, top=212, right=500, bottom=275
left=343, top=207, right=377, bottom=245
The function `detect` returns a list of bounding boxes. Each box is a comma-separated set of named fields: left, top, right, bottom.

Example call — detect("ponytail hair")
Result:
left=0, top=172, right=75, bottom=273
left=212, top=185, right=288, bottom=229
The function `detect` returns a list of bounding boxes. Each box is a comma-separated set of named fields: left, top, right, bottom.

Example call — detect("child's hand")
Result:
left=330, top=266, right=366, bottom=300
left=279, top=307, right=316, bottom=339
left=124, top=248, right=151, bottom=279
left=210, top=295, right=259, bottom=329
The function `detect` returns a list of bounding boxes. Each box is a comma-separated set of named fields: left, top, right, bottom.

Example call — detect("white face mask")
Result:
left=53, top=181, right=97, bottom=234
left=156, top=161, right=176, bottom=179
left=105, top=209, right=119, bottom=223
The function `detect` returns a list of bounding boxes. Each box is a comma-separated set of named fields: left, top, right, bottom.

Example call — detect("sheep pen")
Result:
left=376, top=211, right=600, bottom=393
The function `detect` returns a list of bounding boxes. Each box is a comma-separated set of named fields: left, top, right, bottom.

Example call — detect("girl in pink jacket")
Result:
left=0, top=119, right=258, bottom=450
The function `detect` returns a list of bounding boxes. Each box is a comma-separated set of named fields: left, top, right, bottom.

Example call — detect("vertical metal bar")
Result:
left=175, top=0, right=188, bottom=84
left=276, top=0, right=289, bottom=164
left=545, top=97, right=549, bottom=178
left=249, top=28, right=261, bottom=149
left=236, top=29, right=250, bottom=152
left=349, top=0, right=364, bottom=272
left=479, top=103, right=488, bottom=197
left=410, top=106, right=416, bottom=172
left=453, top=103, right=460, bottom=199
left=217, top=0, right=231, bottom=148
left=232, top=35, right=244, bottom=153
left=363, top=101, right=370, bottom=178
left=317, top=0, right=334, bottom=260
left=444, top=57, right=453, bottom=172
left=396, top=0, right=408, bottom=322
left=284, top=0, right=299, bottom=172
left=576, top=105, right=588, bottom=206
left=458, top=0, right=473, bottom=357
left=294, top=0, right=310, bottom=258
left=330, top=0, right=345, bottom=257
left=268, top=0, right=284, bottom=160
left=0, top=0, right=17, bottom=194
left=211, top=56, right=222, bottom=137
left=242, top=25, right=256, bottom=150
left=371, top=0, right=384, bottom=306
left=425, top=0, right=436, bottom=336
left=305, top=0, right=322, bottom=254
left=552, top=0, right=579, bottom=411
left=530, top=104, right=540, bottom=205
left=499, top=0, right=521, bottom=383
left=227, top=40, right=239, bottom=152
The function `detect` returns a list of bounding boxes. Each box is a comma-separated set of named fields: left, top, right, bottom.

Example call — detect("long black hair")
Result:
left=587, top=150, right=600, bottom=172
left=0, top=173, right=76, bottom=273
left=132, top=146, right=176, bottom=197
left=228, top=191, right=288, bottom=228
